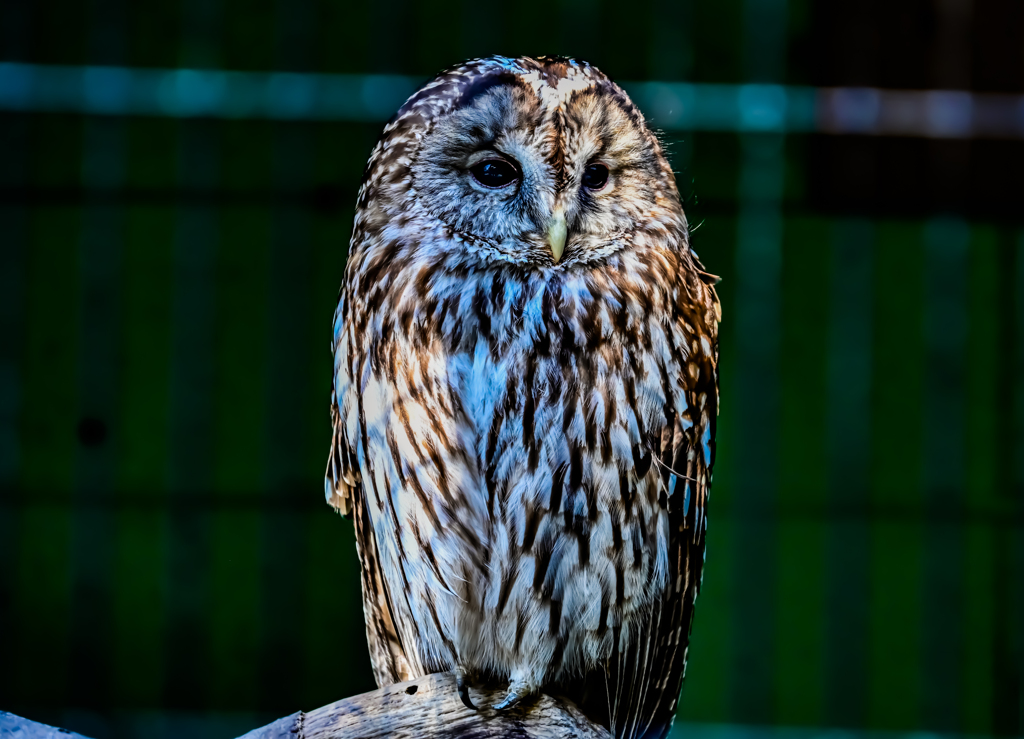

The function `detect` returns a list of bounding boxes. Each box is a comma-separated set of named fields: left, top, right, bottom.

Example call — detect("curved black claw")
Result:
left=456, top=671, right=478, bottom=711
left=492, top=691, right=521, bottom=711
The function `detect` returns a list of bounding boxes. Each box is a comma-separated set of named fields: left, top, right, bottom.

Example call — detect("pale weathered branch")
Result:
left=1, top=710, right=94, bottom=738
left=239, top=671, right=612, bottom=739
left=2, top=671, right=612, bottom=739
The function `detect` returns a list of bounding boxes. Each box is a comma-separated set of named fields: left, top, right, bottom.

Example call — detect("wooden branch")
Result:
left=2, top=672, right=612, bottom=739
left=0, top=710, right=94, bottom=738
left=239, top=671, right=612, bottom=739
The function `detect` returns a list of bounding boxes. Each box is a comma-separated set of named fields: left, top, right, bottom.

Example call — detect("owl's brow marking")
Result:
left=456, top=71, right=521, bottom=110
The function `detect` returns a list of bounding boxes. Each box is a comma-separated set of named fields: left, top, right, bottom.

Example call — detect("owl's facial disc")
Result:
left=409, top=64, right=679, bottom=268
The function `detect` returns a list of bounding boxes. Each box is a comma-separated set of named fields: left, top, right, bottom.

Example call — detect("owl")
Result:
left=325, top=56, right=720, bottom=739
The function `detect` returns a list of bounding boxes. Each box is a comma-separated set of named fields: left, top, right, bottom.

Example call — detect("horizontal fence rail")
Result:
left=2, top=62, right=1023, bottom=138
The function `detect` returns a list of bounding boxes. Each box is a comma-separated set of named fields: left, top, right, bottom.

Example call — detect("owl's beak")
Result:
left=546, top=207, right=567, bottom=264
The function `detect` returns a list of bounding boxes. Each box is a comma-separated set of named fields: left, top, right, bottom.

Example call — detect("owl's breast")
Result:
left=447, top=275, right=675, bottom=680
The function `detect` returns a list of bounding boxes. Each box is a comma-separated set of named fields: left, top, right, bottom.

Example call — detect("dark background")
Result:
left=1, top=0, right=1023, bottom=737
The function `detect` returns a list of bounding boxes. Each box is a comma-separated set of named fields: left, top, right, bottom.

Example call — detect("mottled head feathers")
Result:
left=354, top=56, right=686, bottom=269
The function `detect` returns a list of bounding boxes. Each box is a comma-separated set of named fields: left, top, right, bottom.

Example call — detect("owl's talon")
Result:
left=492, top=675, right=536, bottom=711
left=492, top=691, right=521, bottom=711
left=455, top=668, right=477, bottom=711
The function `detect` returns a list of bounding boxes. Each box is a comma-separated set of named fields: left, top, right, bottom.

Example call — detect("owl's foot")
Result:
left=454, top=666, right=477, bottom=711
left=491, top=676, right=537, bottom=711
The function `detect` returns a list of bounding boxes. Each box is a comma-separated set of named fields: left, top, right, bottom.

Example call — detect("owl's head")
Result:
left=358, top=56, right=685, bottom=270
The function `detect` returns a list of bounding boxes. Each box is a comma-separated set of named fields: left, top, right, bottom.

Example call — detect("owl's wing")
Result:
left=325, top=394, right=356, bottom=516
left=589, top=263, right=720, bottom=739
left=325, top=312, right=416, bottom=688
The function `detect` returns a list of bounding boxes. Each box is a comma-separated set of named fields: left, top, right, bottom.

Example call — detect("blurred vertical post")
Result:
left=68, top=107, right=124, bottom=735
left=991, top=227, right=1024, bottom=737
left=824, top=219, right=873, bottom=726
left=257, top=0, right=316, bottom=712
left=0, top=0, right=32, bottom=706
left=731, top=0, right=787, bottom=722
left=921, top=218, right=969, bottom=731
left=1015, top=231, right=1024, bottom=733
left=66, top=0, right=130, bottom=728
left=920, top=8, right=974, bottom=728
left=163, top=0, right=223, bottom=710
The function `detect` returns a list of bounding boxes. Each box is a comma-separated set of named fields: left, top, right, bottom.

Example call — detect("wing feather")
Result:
left=595, top=262, right=720, bottom=739
left=326, top=314, right=416, bottom=688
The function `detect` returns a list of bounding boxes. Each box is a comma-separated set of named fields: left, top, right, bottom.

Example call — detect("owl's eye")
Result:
left=470, top=159, right=520, bottom=188
left=582, top=163, right=610, bottom=190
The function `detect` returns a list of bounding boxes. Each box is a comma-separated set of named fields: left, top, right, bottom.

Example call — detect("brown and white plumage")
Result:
left=325, top=56, right=720, bottom=739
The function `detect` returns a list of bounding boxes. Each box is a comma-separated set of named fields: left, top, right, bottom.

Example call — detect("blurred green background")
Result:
left=1, top=0, right=1023, bottom=737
